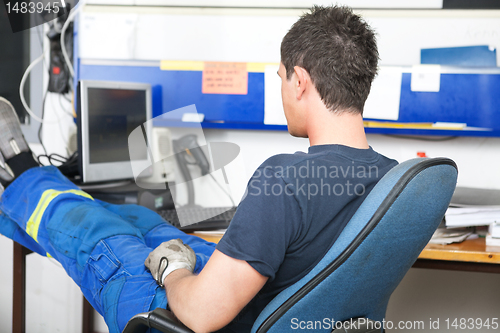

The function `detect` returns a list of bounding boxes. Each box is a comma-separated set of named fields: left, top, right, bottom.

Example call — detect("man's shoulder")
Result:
left=256, top=146, right=394, bottom=170
left=258, top=152, right=309, bottom=169
left=252, top=147, right=397, bottom=182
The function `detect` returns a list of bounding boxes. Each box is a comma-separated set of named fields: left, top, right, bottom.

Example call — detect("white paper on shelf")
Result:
left=411, top=65, right=441, bottom=92
left=80, top=12, right=138, bottom=59
left=264, top=64, right=287, bottom=125
left=363, top=66, right=403, bottom=121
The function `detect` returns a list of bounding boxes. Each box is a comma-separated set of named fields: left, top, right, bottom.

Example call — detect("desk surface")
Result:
left=420, top=237, right=500, bottom=264
left=191, top=233, right=500, bottom=266
left=191, top=232, right=224, bottom=245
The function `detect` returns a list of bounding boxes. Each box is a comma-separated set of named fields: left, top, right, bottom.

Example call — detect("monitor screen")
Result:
left=78, top=80, right=152, bottom=183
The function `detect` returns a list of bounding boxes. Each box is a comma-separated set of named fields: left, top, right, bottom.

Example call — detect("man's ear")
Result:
left=293, top=66, right=309, bottom=100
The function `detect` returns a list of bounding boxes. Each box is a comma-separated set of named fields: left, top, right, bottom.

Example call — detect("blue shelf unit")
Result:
left=77, top=62, right=500, bottom=137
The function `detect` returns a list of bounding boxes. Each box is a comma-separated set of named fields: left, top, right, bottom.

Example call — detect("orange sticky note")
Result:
left=202, top=62, right=248, bottom=95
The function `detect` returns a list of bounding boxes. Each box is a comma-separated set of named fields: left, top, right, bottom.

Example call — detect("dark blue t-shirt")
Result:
left=216, top=145, right=398, bottom=332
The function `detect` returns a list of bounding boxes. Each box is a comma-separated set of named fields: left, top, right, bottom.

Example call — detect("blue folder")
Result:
left=421, top=45, right=497, bottom=67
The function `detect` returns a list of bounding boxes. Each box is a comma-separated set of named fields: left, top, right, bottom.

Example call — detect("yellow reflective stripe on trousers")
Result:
left=26, top=189, right=93, bottom=242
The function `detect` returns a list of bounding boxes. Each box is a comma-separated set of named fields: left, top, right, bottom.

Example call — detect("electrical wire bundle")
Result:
left=19, top=0, right=85, bottom=172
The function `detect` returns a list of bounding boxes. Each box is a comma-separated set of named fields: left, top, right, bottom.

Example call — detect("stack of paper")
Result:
left=441, top=187, right=500, bottom=244
left=445, top=205, right=500, bottom=228
left=429, top=228, right=475, bottom=245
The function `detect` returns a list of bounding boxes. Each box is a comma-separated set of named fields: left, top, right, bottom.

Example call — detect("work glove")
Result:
left=145, top=239, right=196, bottom=287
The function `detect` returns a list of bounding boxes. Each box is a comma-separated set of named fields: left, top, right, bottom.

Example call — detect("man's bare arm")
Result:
left=164, top=249, right=268, bottom=333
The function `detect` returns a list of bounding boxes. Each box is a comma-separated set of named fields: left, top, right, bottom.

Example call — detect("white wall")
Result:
left=84, top=0, right=444, bottom=8
left=78, top=7, right=500, bottom=67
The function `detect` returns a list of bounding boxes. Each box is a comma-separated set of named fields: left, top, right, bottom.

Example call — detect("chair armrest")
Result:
left=122, top=308, right=194, bottom=333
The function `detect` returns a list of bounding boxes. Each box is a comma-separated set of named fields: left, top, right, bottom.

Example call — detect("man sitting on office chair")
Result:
left=0, top=5, right=397, bottom=333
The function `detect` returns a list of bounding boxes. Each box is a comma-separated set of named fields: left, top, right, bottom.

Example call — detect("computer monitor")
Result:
left=77, top=80, right=152, bottom=183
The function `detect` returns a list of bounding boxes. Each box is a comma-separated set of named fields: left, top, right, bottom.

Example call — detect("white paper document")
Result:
left=80, top=12, right=138, bottom=60
left=264, top=64, right=287, bottom=125
left=429, top=228, right=475, bottom=245
left=363, top=66, right=403, bottom=121
left=411, top=65, right=441, bottom=92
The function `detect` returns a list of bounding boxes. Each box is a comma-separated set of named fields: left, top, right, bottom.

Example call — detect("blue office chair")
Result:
left=123, top=157, right=458, bottom=333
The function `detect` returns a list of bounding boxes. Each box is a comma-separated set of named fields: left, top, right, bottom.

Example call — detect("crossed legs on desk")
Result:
left=0, top=166, right=216, bottom=333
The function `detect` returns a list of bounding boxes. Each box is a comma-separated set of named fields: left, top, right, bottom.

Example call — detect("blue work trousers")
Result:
left=0, top=166, right=216, bottom=332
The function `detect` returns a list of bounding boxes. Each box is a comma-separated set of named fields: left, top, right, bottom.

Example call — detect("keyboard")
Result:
left=158, top=206, right=236, bottom=232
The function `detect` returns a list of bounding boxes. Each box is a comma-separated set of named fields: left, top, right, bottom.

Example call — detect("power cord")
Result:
left=19, top=53, right=47, bottom=123
left=208, top=173, right=236, bottom=207
left=184, top=152, right=236, bottom=207
left=37, top=90, right=49, bottom=156
left=60, top=0, right=86, bottom=79
left=20, top=10, right=77, bottom=164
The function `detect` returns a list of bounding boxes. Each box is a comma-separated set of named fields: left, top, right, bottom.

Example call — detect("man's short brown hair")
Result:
left=281, top=5, right=379, bottom=115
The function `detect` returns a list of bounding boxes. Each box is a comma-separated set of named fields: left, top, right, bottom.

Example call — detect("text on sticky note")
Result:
left=202, top=62, right=248, bottom=95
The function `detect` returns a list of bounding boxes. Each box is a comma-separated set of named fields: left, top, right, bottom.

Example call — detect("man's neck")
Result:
left=307, top=107, right=369, bottom=149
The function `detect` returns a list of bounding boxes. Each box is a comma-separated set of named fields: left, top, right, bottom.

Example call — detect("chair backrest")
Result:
left=252, top=158, right=458, bottom=333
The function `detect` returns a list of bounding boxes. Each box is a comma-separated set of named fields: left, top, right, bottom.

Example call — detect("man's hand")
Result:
left=164, top=250, right=268, bottom=332
left=145, top=239, right=196, bottom=287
